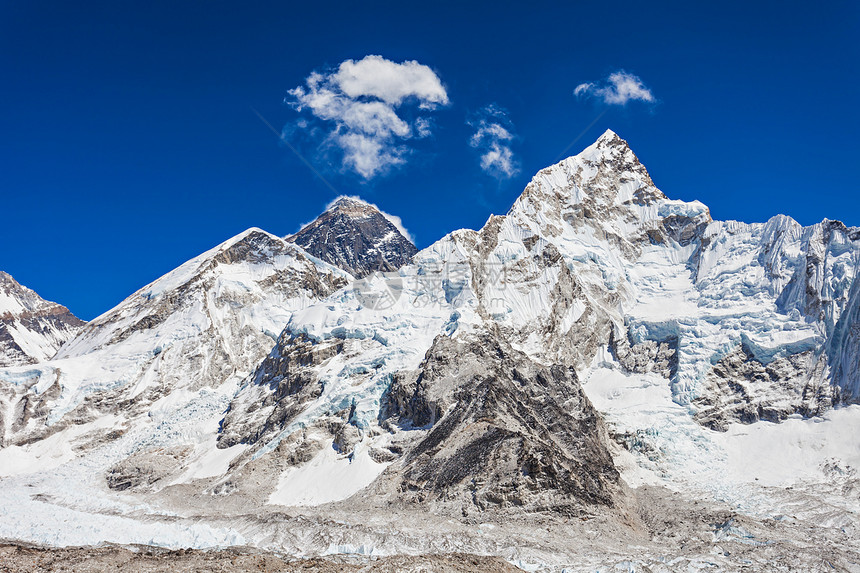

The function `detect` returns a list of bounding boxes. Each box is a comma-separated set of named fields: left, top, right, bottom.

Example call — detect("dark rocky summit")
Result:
left=288, top=196, right=418, bottom=278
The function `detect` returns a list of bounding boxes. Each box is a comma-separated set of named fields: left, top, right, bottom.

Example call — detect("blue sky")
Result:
left=2, top=1, right=858, bottom=320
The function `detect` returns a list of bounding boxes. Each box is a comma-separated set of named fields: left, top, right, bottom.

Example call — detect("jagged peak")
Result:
left=324, top=195, right=376, bottom=215
left=297, top=195, right=414, bottom=245
left=162, top=227, right=287, bottom=276
left=0, top=269, right=84, bottom=366
left=510, top=129, right=664, bottom=221
left=220, top=226, right=282, bottom=249
left=576, top=129, right=637, bottom=163
left=532, top=130, right=640, bottom=180
left=595, top=128, right=624, bottom=145
left=107, top=227, right=295, bottom=316
left=326, top=194, right=370, bottom=208
left=287, top=196, right=417, bottom=278
left=0, top=270, right=75, bottom=317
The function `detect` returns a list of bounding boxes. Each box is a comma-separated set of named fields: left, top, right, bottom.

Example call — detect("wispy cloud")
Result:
left=468, top=105, right=519, bottom=179
left=287, top=55, right=448, bottom=180
left=574, top=71, right=655, bottom=105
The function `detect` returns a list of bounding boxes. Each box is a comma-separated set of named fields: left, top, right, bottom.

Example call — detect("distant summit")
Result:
left=288, top=196, right=418, bottom=278
left=0, top=271, right=84, bottom=367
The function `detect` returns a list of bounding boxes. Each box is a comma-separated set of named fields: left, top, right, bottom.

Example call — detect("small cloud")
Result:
left=287, top=55, right=448, bottom=180
left=574, top=71, right=655, bottom=105
left=333, top=56, right=448, bottom=107
left=468, top=105, right=519, bottom=179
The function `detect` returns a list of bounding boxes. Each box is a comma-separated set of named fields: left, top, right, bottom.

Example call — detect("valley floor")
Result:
left=0, top=545, right=520, bottom=573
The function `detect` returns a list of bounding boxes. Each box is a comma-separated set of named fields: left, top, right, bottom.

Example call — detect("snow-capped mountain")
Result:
left=1, top=131, right=859, bottom=571
left=0, top=271, right=84, bottom=368
left=288, top=196, right=418, bottom=278
left=225, top=131, right=859, bottom=467
left=211, top=130, right=860, bottom=565
left=0, top=228, right=348, bottom=448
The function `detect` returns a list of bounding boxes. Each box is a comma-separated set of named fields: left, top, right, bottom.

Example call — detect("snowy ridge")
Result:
left=0, top=228, right=349, bottom=448
left=258, top=129, right=854, bottom=427
left=207, top=130, right=860, bottom=568
left=0, top=271, right=84, bottom=368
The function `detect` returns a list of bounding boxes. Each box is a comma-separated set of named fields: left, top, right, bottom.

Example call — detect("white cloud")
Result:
left=337, top=132, right=405, bottom=179
left=333, top=55, right=448, bottom=106
left=288, top=55, right=448, bottom=179
left=574, top=71, right=655, bottom=105
left=468, top=106, right=518, bottom=179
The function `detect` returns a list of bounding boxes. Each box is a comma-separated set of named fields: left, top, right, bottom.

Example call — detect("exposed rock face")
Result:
left=380, top=331, right=622, bottom=515
left=218, top=332, right=345, bottom=448
left=288, top=196, right=418, bottom=278
left=0, top=272, right=84, bottom=367
left=693, top=340, right=831, bottom=431
left=106, top=446, right=192, bottom=491
left=609, top=328, right=678, bottom=380
left=220, top=325, right=625, bottom=516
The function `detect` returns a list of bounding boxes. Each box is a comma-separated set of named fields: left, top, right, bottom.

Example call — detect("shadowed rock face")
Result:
left=288, top=197, right=417, bottom=278
left=380, top=331, right=623, bottom=516
left=0, top=271, right=84, bottom=367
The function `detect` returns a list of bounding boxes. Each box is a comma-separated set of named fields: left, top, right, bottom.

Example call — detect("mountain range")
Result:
left=0, top=130, right=858, bottom=572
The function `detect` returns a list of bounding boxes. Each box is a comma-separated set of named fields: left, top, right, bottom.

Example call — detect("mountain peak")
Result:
left=595, top=128, right=626, bottom=147
left=0, top=271, right=84, bottom=366
left=512, top=128, right=662, bottom=224
left=288, top=197, right=417, bottom=278
left=326, top=195, right=374, bottom=215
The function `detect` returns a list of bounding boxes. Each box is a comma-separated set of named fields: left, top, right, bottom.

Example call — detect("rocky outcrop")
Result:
left=692, top=341, right=832, bottom=431
left=609, top=327, right=679, bottom=379
left=218, top=333, right=346, bottom=448
left=380, top=330, right=623, bottom=515
left=106, top=446, right=192, bottom=491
